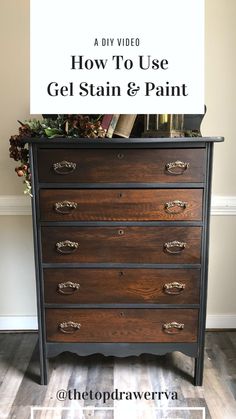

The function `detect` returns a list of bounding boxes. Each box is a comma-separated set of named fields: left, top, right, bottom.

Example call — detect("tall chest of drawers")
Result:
left=28, top=137, right=223, bottom=385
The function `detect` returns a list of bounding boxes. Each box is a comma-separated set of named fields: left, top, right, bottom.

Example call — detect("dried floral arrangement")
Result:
left=9, top=114, right=105, bottom=195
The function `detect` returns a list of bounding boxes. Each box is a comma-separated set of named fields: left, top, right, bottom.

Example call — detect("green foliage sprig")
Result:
left=9, top=114, right=105, bottom=196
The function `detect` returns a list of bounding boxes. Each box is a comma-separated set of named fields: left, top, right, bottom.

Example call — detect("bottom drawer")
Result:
left=46, top=309, right=198, bottom=343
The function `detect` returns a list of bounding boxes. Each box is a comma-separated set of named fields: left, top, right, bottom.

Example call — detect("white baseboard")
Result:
left=206, top=314, right=236, bottom=329
left=0, top=315, right=236, bottom=331
left=0, top=316, right=38, bottom=330
left=0, top=195, right=236, bottom=216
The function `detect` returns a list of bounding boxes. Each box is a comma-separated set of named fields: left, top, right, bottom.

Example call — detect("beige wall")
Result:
left=0, top=0, right=235, bottom=327
left=203, top=0, right=236, bottom=196
left=0, top=0, right=32, bottom=195
left=208, top=216, right=236, bottom=314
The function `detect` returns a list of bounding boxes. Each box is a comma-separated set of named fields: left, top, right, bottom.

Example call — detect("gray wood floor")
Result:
left=0, top=332, right=236, bottom=419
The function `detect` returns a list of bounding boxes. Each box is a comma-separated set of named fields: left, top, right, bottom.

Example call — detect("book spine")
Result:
left=113, top=115, right=137, bottom=138
left=106, top=114, right=120, bottom=138
left=101, top=114, right=113, bottom=132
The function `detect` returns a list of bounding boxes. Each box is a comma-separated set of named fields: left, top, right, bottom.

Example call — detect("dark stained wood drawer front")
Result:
left=45, top=308, right=198, bottom=343
left=44, top=269, right=200, bottom=304
left=41, top=226, right=201, bottom=264
left=37, top=148, right=206, bottom=183
left=40, top=189, right=203, bottom=221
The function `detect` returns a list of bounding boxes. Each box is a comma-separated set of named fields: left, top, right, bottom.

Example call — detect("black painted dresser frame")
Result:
left=28, top=137, right=223, bottom=385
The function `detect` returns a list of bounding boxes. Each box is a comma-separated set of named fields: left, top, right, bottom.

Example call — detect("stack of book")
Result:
left=101, top=114, right=137, bottom=138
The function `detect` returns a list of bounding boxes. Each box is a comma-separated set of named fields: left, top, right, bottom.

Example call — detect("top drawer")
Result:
left=37, top=148, right=206, bottom=183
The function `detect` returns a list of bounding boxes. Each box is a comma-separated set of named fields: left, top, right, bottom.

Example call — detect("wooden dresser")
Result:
left=28, top=137, right=223, bottom=385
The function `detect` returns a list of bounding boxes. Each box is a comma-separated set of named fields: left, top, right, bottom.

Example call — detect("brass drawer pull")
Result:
left=58, top=281, right=80, bottom=295
left=53, top=160, right=77, bottom=175
left=165, top=160, right=190, bottom=175
left=165, top=200, right=188, bottom=214
left=54, top=200, right=78, bottom=214
left=56, top=240, right=79, bottom=254
left=163, top=282, right=186, bottom=295
left=59, top=321, right=81, bottom=334
left=164, top=240, right=186, bottom=254
left=162, top=321, right=184, bottom=334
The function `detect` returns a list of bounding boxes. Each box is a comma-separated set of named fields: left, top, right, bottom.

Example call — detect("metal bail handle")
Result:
left=163, top=282, right=186, bottom=295
left=165, top=161, right=190, bottom=175
left=58, top=281, right=80, bottom=295
left=54, top=201, right=78, bottom=214
left=162, top=321, right=184, bottom=334
left=53, top=160, right=77, bottom=175
left=164, top=200, right=188, bottom=214
left=56, top=240, right=79, bottom=254
left=164, top=241, right=186, bottom=254
left=59, top=321, right=81, bottom=334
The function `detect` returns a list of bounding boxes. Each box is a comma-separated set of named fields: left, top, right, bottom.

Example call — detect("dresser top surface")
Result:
left=24, top=136, right=224, bottom=146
